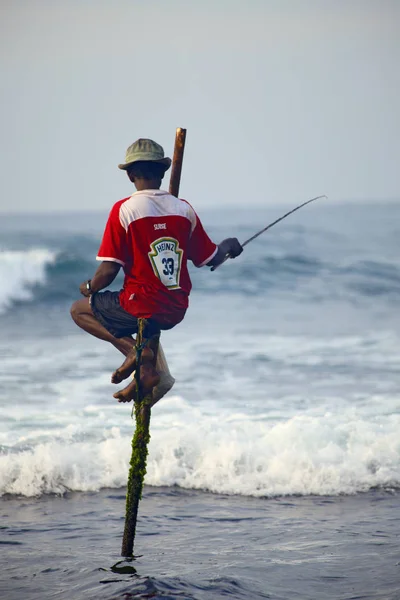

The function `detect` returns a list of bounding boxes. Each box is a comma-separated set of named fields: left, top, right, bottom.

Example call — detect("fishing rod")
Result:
left=211, top=194, right=327, bottom=271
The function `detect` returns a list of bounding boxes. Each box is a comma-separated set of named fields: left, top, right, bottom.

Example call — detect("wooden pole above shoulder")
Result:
left=169, top=128, right=187, bottom=197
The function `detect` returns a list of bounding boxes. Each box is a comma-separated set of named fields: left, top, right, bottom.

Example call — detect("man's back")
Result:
left=97, top=189, right=217, bottom=325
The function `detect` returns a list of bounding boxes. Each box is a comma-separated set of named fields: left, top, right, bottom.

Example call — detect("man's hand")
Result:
left=218, top=237, right=243, bottom=259
left=79, top=280, right=92, bottom=297
left=79, top=262, right=121, bottom=297
left=207, top=237, right=243, bottom=269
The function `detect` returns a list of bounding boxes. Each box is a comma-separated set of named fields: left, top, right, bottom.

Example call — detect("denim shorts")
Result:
left=90, top=290, right=162, bottom=339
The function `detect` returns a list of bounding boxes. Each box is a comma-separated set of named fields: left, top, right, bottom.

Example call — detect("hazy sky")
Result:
left=1, top=0, right=399, bottom=213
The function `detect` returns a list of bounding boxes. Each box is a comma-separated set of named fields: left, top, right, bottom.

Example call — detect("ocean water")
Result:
left=1, top=200, right=400, bottom=599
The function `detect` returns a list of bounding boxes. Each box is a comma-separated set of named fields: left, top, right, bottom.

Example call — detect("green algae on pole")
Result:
left=121, top=319, right=160, bottom=557
left=120, top=399, right=152, bottom=556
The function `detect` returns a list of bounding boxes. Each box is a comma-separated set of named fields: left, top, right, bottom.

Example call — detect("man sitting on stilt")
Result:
left=71, top=138, right=242, bottom=404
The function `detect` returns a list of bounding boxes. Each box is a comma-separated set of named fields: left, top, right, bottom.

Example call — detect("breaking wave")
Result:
left=1, top=395, right=399, bottom=498
left=1, top=240, right=400, bottom=316
left=0, top=248, right=57, bottom=314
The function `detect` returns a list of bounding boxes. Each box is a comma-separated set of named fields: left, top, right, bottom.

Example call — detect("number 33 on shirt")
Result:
left=148, top=237, right=183, bottom=289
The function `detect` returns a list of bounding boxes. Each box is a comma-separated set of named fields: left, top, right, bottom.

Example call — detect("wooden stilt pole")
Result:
left=121, top=321, right=159, bottom=557
left=121, top=128, right=187, bottom=557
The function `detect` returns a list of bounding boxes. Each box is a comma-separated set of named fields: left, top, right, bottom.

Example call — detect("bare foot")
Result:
left=150, top=372, right=176, bottom=406
left=111, top=346, right=154, bottom=384
left=113, top=364, right=160, bottom=403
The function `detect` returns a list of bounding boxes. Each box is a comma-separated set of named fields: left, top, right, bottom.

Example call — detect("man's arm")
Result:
left=206, top=238, right=243, bottom=269
left=186, top=207, right=243, bottom=269
left=79, top=261, right=121, bottom=297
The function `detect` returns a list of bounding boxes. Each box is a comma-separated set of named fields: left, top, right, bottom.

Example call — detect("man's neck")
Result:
left=134, top=179, right=161, bottom=191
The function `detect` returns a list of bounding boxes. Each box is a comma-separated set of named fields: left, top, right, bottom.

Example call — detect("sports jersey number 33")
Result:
left=148, top=237, right=183, bottom=289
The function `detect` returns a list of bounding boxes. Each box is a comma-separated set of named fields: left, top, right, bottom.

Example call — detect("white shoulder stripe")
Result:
left=96, top=256, right=125, bottom=266
left=119, top=193, right=196, bottom=232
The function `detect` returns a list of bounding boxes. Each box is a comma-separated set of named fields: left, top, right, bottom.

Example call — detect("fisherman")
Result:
left=70, top=138, right=242, bottom=405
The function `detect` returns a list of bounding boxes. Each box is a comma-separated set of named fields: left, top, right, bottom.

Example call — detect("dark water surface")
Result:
left=1, top=487, right=399, bottom=600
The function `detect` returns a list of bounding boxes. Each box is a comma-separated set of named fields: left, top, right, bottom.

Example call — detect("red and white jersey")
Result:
left=96, top=189, right=217, bottom=325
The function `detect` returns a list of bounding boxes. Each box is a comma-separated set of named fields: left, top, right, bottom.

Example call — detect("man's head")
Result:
left=118, top=138, right=171, bottom=190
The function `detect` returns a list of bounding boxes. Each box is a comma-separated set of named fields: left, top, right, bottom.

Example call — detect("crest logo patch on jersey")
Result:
left=148, top=237, right=183, bottom=289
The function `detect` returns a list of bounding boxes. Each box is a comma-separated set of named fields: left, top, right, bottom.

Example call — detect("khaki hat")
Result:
left=118, top=138, right=171, bottom=170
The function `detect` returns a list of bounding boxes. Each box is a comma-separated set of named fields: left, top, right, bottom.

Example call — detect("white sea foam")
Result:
left=1, top=395, right=399, bottom=498
left=0, top=248, right=56, bottom=314
left=147, top=400, right=400, bottom=496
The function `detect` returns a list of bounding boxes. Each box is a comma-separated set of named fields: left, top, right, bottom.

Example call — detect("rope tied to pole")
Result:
left=133, top=318, right=147, bottom=410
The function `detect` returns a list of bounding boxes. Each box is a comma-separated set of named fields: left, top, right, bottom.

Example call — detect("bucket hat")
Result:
left=118, top=138, right=171, bottom=170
